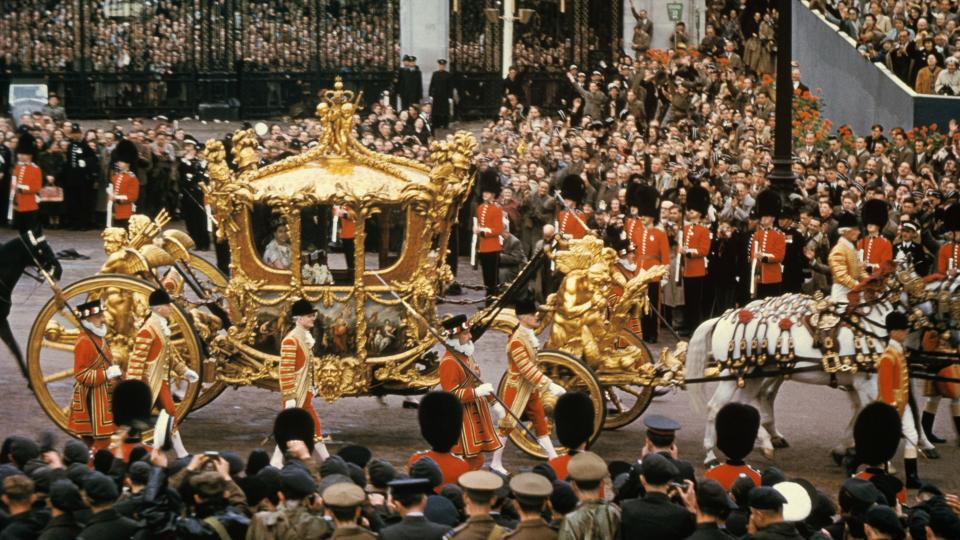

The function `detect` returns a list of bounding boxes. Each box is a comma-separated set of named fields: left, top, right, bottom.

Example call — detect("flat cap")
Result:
left=367, top=458, right=397, bottom=488
left=567, top=451, right=607, bottom=482
left=839, top=478, right=883, bottom=513
left=748, top=486, right=788, bottom=511
left=640, top=453, right=679, bottom=485
left=643, top=414, right=681, bottom=437
left=458, top=470, right=503, bottom=493
left=509, top=472, right=553, bottom=500
left=323, top=482, right=366, bottom=508
left=388, top=477, right=433, bottom=497
left=83, top=471, right=119, bottom=505
left=697, top=479, right=737, bottom=517
left=410, top=457, right=443, bottom=489
left=280, top=466, right=318, bottom=499
left=866, top=505, right=905, bottom=539
left=190, top=471, right=227, bottom=498
left=127, top=461, right=152, bottom=485
left=49, top=479, right=85, bottom=512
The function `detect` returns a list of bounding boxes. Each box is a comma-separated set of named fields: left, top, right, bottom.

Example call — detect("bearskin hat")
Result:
left=861, top=199, right=889, bottom=228
left=114, top=139, right=139, bottom=165
left=478, top=169, right=502, bottom=197
left=418, top=391, right=463, bottom=453
left=944, top=203, right=960, bottom=232
left=629, top=183, right=659, bottom=218
left=554, top=392, right=595, bottom=450
left=111, top=380, right=153, bottom=431
left=835, top=211, right=860, bottom=230
left=715, top=402, right=760, bottom=462
left=756, top=189, right=782, bottom=219
left=686, top=185, right=711, bottom=216
left=14, top=133, right=37, bottom=157
left=560, top=174, right=587, bottom=205
left=854, top=402, right=902, bottom=466
left=273, top=407, right=316, bottom=452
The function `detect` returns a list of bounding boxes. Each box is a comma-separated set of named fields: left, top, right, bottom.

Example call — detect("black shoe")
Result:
left=953, top=416, right=960, bottom=446
left=920, top=447, right=940, bottom=460
left=904, top=458, right=922, bottom=489
left=444, top=282, right=462, bottom=296
left=922, top=411, right=946, bottom=443
left=402, top=400, right=419, bottom=410
left=644, top=336, right=658, bottom=344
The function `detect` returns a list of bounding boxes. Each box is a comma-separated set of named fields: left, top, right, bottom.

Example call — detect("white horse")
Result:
left=685, top=266, right=940, bottom=466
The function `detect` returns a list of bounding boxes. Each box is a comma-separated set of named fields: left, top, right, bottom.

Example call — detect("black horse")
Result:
left=0, top=231, right=62, bottom=387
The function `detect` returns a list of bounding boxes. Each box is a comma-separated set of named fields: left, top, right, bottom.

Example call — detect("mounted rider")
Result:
left=827, top=212, right=869, bottom=303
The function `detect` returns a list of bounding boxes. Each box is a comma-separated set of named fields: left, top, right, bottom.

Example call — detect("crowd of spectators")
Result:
left=809, top=0, right=960, bottom=95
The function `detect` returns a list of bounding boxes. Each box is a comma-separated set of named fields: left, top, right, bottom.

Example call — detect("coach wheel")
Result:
left=180, top=254, right=229, bottom=410
left=601, top=328, right=656, bottom=430
left=26, top=275, right=203, bottom=436
left=496, top=350, right=606, bottom=460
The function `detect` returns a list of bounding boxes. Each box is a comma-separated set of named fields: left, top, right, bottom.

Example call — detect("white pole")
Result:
left=502, top=0, right=515, bottom=78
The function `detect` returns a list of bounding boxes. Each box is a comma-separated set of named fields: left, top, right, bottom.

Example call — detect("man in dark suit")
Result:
left=642, top=415, right=696, bottom=484
left=78, top=472, right=142, bottom=540
left=429, top=59, right=454, bottom=129
left=686, top=481, right=737, bottom=540
left=395, top=55, right=423, bottom=110
left=620, top=454, right=696, bottom=540
left=380, top=478, right=451, bottom=540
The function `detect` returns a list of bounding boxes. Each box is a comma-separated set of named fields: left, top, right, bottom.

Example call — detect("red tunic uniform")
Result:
left=407, top=450, right=471, bottom=491
left=857, top=235, right=893, bottom=272
left=280, top=327, right=322, bottom=440
left=11, top=162, right=41, bottom=213
left=476, top=203, right=505, bottom=253
left=68, top=334, right=115, bottom=440
left=632, top=225, right=671, bottom=271
left=937, top=242, right=959, bottom=274
left=337, top=207, right=355, bottom=239
left=624, top=218, right=641, bottom=252
left=125, top=315, right=189, bottom=418
left=111, top=171, right=139, bottom=221
left=557, top=210, right=589, bottom=239
left=549, top=454, right=571, bottom=481
left=681, top=224, right=711, bottom=278
left=877, top=344, right=909, bottom=416
left=439, top=350, right=501, bottom=463
left=500, top=329, right=552, bottom=437
left=704, top=462, right=761, bottom=491
left=751, top=227, right=786, bottom=284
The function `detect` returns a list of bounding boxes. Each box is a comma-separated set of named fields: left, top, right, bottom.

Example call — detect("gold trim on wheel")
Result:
left=601, top=329, right=654, bottom=430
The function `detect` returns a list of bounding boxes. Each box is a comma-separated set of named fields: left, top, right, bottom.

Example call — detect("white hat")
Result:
left=774, top=481, right=812, bottom=522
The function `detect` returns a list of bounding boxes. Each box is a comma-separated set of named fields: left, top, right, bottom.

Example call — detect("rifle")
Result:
left=675, top=204, right=685, bottom=285
left=750, top=238, right=759, bottom=298
left=470, top=216, right=478, bottom=268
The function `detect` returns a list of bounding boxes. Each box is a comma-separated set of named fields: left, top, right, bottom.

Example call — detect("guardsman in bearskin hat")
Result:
left=548, top=391, right=595, bottom=480
left=108, top=139, right=140, bottom=230
left=178, top=136, right=209, bottom=250
left=750, top=190, right=786, bottom=299
left=680, top=185, right=712, bottom=336
left=623, top=181, right=644, bottom=250
left=109, top=379, right=154, bottom=461
left=920, top=330, right=960, bottom=446
left=629, top=184, right=669, bottom=343
left=876, top=310, right=936, bottom=488
left=491, top=298, right=567, bottom=473
left=438, top=314, right=503, bottom=471
left=704, top=402, right=762, bottom=490
left=850, top=402, right=907, bottom=503
left=8, top=132, right=42, bottom=235
left=828, top=211, right=868, bottom=303
left=936, top=203, right=960, bottom=275
left=125, top=288, right=199, bottom=458
left=857, top=199, right=893, bottom=274
left=277, top=299, right=329, bottom=462
left=475, top=169, right=506, bottom=300
left=407, top=391, right=471, bottom=489
left=68, top=300, right=122, bottom=451
left=557, top=174, right=590, bottom=240
left=270, top=406, right=317, bottom=469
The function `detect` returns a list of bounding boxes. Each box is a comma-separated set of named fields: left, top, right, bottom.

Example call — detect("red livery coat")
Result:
left=68, top=334, right=115, bottom=438
left=439, top=350, right=502, bottom=458
left=500, top=330, right=551, bottom=437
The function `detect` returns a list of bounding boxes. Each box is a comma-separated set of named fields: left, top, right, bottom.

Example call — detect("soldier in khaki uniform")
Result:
left=505, top=473, right=557, bottom=540
left=446, top=471, right=507, bottom=539
left=324, top=483, right=377, bottom=539
left=827, top=212, right=869, bottom=303
left=557, top=452, right=620, bottom=540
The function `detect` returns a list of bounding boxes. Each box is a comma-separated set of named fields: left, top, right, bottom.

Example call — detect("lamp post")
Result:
left=767, top=0, right=797, bottom=197
left=485, top=3, right=535, bottom=78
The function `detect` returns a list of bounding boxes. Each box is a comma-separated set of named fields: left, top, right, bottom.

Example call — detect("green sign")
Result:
left=667, top=3, right=683, bottom=22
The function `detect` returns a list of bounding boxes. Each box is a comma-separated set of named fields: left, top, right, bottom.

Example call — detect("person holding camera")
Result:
left=935, top=57, right=960, bottom=95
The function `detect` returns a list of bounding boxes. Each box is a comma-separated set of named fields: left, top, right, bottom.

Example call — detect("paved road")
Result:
left=1, top=226, right=957, bottom=496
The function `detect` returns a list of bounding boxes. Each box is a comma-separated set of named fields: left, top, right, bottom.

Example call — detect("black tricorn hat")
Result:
left=290, top=299, right=316, bottom=317
left=441, top=314, right=469, bottom=337
left=604, top=227, right=630, bottom=256
left=836, top=211, right=860, bottom=230
left=716, top=402, right=760, bottom=462
left=478, top=169, right=502, bottom=197
left=944, top=203, right=960, bottom=232
left=854, top=402, right=902, bottom=466
left=560, top=174, right=587, bottom=205
left=273, top=407, right=316, bottom=451
left=756, top=189, right=782, bottom=219
left=861, top=199, right=889, bottom=228
left=885, top=311, right=909, bottom=331
left=111, top=380, right=153, bottom=431
left=514, top=297, right=537, bottom=316
left=418, top=391, right=463, bottom=453
left=686, top=185, right=710, bottom=216
left=554, top=392, right=595, bottom=449
left=114, top=139, right=139, bottom=165
left=149, top=288, right=171, bottom=307
left=14, top=133, right=37, bottom=157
